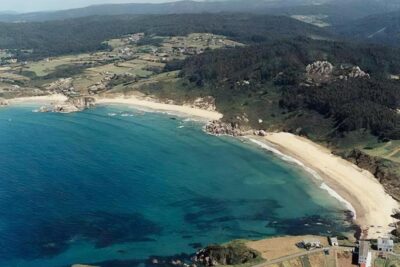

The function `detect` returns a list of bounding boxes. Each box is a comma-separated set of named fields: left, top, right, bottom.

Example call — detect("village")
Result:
left=0, top=32, right=243, bottom=107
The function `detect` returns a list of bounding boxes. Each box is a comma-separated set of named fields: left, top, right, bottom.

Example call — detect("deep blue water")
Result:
left=0, top=104, right=351, bottom=267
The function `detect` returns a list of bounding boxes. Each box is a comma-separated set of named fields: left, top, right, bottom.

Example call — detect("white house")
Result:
left=358, top=240, right=372, bottom=267
left=377, top=238, right=394, bottom=252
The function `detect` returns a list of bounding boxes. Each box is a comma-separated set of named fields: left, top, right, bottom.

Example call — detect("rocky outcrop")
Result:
left=347, top=66, right=370, bottom=79
left=254, top=130, right=267, bottom=136
left=306, top=61, right=334, bottom=83
left=67, top=96, right=96, bottom=110
left=306, top=61, right=370, bottom=84
left=71, top=265, right=99, bottom=267
left=193, top=244, right=259, bottom=266
left=0, top=98, right=9, bottom=106
left=306, top=61, right=334, bottom=75
left=205, top=120, right=243, bottom=136
left=340, top=149, right=400, bottom=201
left=39, top=96, right=96, bottom=113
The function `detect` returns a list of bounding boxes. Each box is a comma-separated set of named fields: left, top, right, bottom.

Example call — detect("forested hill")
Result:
left=331, top=11, right=400, bottom=47
left=177, top=38, right=400, bottom=139
left=0, top=0, right=399, bottom=24
left=0, top=14, right=331, bottom=60
left=0, top=0, right=302, bottom=22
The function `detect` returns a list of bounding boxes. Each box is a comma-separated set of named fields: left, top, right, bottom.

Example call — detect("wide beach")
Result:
left=249, top=132, right=399, bottom=239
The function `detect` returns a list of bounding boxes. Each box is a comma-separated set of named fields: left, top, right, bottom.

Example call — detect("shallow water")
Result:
left=0, top=104, right=351, bottom=267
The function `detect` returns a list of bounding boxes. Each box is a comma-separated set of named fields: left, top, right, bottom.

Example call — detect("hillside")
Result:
left=280, top=0, right=400, bottom=26
left=0, top=0, right=324, bottom=22
left=178, top=38, right=400, bottom=136
left=332, top=11, right=400, bottom=47
left=0, top=0, right=399, bottom=25
left=0, top=13, right=331, bottom=60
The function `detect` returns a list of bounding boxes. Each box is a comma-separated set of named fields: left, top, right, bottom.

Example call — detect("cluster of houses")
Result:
left=299, top=236, right=396, bottom=267
left=127, top=33, right=145, bottom=43
left=358, top=238, right=394, bottom=267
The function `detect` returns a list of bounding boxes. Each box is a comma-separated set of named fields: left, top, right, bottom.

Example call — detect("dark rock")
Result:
left=205, top=120, right=243, bottom=136
left=193, top=244, right=259, bottom=266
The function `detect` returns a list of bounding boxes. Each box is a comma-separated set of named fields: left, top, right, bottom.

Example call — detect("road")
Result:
left=252, top=247, right=354, bottom=267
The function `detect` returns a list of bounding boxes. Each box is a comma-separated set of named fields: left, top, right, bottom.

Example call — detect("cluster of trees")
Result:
left=181, top=37, right=400, bottom=86
left=0, top=14, right=328, bottom=60
left=332, top=10, right=400, bottom=47
left=281, top=79, right=400, bottom=139
left=179, top=38, right=400, bottom=139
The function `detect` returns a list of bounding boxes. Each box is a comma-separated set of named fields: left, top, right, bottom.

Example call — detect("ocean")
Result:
left=0, top=104, right=352, bottom=267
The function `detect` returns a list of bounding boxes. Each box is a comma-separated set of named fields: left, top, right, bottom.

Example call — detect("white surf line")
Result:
left=247, top=137, right=357, bottom=220
left=320, top=183, right=357, bottom=219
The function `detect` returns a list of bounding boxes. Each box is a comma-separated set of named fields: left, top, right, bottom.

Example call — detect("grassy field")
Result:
left=374, top=256, right=400, bottom=267
left=363, top=140, right=400, bottom=163
left=22, top=54, right=93, bottom=77
left=268, top=252, right=339, bottom=267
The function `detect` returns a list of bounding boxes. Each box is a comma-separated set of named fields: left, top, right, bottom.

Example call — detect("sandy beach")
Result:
left=5, top=94, right=223, bottom=121
left=96, top=96, right=223, bottom=121
left=249, top=132, right=399, bottom=239
left=8, top=94, right=68, bottom=105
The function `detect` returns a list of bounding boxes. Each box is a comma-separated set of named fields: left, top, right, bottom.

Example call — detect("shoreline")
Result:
left=248, top=133, right=399, bottom=239
left=246, top=137, right=358, bottom=220
left=96, top=96, right=223, bottom=121
left=4, top=94, right=398, bottom=238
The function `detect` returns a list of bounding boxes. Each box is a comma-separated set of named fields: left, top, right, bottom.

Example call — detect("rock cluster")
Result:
left=205, top=120, right=243, bottom=136
left=39, top=96, right=96, bottom=113
left=306, top=61, right=334, bottom=83
left=253, top=130, right=267, bottom=136
left=193, top=245, right=258, bottom=266
left=67, top=96, right=96, bottom=110
left=306, top=61, right=370, bottom=84
left=0, top=98, right=9, bottom=106
left=347, top=66, right=370, bottom=79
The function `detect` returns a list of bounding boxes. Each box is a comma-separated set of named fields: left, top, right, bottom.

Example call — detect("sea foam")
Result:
left=247, top=137, right=357, bottom=219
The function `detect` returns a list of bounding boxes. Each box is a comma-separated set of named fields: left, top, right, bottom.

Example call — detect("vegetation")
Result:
left=0, top=14, right=329, bottom=60
left=332, top=11, right=400, bottom=47
left=178, top=37, right=400, bottom=139
left=2, top=9, right=400, bottom=201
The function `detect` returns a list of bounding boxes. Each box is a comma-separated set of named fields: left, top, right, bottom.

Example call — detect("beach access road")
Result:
left=252, top=246, right=354, bottom=267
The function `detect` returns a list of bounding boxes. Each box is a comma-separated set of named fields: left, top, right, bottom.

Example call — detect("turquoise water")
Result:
left=0, top=104, right=351, bottom=267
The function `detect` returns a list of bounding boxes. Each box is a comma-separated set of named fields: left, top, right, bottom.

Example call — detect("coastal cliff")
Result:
left=341, top=149, right=400, bottom=201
